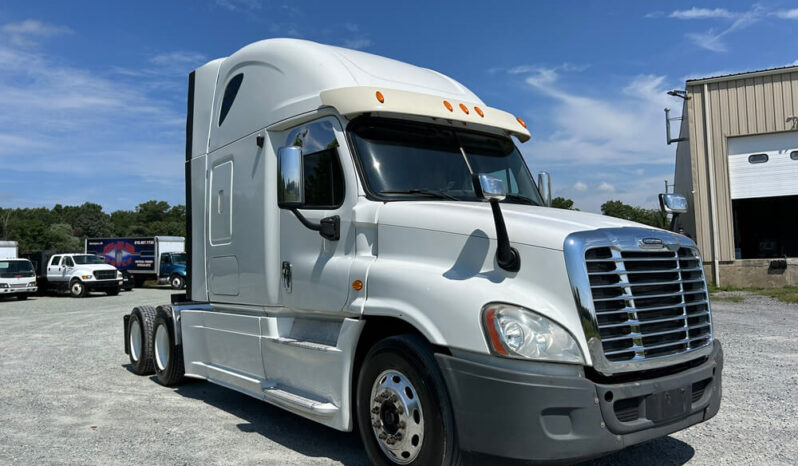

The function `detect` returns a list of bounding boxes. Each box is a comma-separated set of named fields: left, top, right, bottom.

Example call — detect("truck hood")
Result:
left=377, top=201, right=654, bottom=250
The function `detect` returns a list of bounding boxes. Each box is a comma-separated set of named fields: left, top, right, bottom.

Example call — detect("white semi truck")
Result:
left=124, top=39, right=722, bottom=464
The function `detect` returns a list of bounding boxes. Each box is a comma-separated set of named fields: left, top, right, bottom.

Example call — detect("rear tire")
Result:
left=128, top=305, right=157, bottom=375
left=69, top=279, right=86, bottom=298
left=152, top=307, right=185, bottom=386
left=356, top=334, right=460, bottom=466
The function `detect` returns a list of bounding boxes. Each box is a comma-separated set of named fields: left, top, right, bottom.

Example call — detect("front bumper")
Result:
left=0, top=286, right=37, bottom=295
left=436, top=341, right=723, bottom=463
left=84, top=279, right=123, bottom=291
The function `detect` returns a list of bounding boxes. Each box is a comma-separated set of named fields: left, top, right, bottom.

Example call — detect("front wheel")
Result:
left=106, top=287, right=120, bottom=296
left=69, top=279, right=86, bottom=298
left=356, top=334, right=460, bottom=466
left=16, top=294, right=28, bottom=300
left=169, top=274, right=185, bottom=290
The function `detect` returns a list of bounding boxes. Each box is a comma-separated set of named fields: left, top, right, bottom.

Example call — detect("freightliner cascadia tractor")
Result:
left=124, top=39, right=722, bottom=465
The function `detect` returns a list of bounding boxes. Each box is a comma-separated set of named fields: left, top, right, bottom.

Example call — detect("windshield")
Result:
left=349, top=118, right=543, bottom=205
left=73, top=255, right=107, bottom=265
left=0, top=260, right=35, bottom=278
left=171, top=253, right=187, bottom=265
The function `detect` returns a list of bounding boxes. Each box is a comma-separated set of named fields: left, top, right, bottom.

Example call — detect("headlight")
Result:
left=28, top=282, right=36, bottom=287
left=482, top=303, right=584, bottom=364
left=0, top=283, right=8, bottom=288
left=117, top=271, right=123, bottom=279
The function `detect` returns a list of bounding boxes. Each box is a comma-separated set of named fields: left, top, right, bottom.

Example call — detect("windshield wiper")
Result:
left=502, top=194, right=538, bottom=206
left=379, top=189, right=460, bottom=201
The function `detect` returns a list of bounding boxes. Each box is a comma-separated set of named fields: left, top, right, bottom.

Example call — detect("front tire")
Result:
left=16, top=294, right=28, bottom=300
left=152, top=307, right=185, bottom=386
left=128, top=306, right=157, bottom=375
left=169, top=274, right=185, bottom=290
left=356, top=334, right=460, bottom=466
left=69, top=279, right=86, bottom=298
left=106, top=287, right=120, bottom=296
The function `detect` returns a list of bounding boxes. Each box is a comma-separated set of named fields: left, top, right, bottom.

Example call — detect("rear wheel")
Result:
left=169, top=274, right=185, bottom=290
left=152, top=307, right=185, bottom=386
left=356, top=335, right=460, bottom=466
left=128, top=305, right=156, bottom=375
left=69, top=279, right=86, bottom=298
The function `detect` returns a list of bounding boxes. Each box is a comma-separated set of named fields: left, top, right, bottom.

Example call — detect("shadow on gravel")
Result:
left=575, top=436, right=695, bottom=466
left=172, top=381, right=370, bottom=465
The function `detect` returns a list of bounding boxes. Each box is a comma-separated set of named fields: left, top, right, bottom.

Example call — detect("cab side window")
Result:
left=287, top=119, right=345, bottom=209
left=50, top=255, right=62, bottom=267
left=63, top=257, right=75, bottom=267
left=161, top=253, right=171, bottom=265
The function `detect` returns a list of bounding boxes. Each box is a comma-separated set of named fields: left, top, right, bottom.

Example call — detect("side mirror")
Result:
left=537, top=172, right=551, bottom=207
left=477, top=174, right=506, bottom=201
left=659, top=193, right=688, bottom=214
left=278, top=146, right=304, bottom=208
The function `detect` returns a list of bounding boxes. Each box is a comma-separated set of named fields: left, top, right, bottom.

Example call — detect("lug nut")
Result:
left=390, top=394, right=399, bottom=403
left=398, top=421, right=406, bottom=429
left=372, top=407, right=380, bottom=414
left=379, top=433, right=387, bottom=440
left=373, top=420, right=382, bottom=428
left=394, top=433, right=403, bottom=441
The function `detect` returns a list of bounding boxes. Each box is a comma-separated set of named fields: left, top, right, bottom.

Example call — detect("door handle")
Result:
left=281, top=261, right=292, bottom=294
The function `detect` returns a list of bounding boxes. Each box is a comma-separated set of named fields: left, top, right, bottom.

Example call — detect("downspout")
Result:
left=703, top=83, right=721, bottom=286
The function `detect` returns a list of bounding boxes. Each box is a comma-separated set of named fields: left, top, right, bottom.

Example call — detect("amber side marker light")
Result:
left=375, top=91, right=384, bottom=103
left=483, top=308, right=509, bottom=356
left=516, top=117, right=527, bottom=128
left=443, top=100, right=453, bottom=112
left=352, top=280, right=363, bottom=291
left=459, top=103, right=469, bottom=114
left=474, top=107, right=484, bottom=117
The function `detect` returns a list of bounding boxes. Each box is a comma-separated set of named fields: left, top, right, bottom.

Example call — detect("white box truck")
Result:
left=124, top=39, right=722, bottom=464
left=0, top=240, right=18, bottom=259
left=85, top=236, right=186, bottom=289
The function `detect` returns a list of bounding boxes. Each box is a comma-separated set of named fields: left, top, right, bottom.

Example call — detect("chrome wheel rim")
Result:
left=154, top=323, right=170, bottom=371
left=129, top=319, right=142, bottom=362
left=369, top=370, right=424, bottom=464
left=71, top=282, right=83, bottom=296
left=171, top=276, right=181, bottom=288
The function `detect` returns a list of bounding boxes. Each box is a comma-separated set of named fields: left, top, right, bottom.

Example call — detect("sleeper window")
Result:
left=218, top=73, right=243, bottom=126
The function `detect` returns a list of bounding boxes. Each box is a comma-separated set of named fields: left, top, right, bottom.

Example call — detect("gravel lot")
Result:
left=0, top=289, right=795, bottom=465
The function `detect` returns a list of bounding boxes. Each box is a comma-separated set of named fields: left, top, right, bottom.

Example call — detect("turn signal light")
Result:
left=516, top=117, right=527, bottom=128
left=352, top=280, right=363, bottom=291
left=443, top=100, right=453, bottom=112
left=375, top=91, right=384, bottom=103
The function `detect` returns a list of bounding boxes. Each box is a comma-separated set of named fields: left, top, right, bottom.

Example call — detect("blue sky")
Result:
left=1, top=1, right=796, bottom=213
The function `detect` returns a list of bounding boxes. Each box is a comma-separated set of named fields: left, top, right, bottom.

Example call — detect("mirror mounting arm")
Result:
left=489, top=199, right=521, bottom=272
left=290, top=209, right=340, bottom=241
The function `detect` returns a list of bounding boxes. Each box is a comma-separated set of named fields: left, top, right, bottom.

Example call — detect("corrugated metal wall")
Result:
left=685, top=70, right=798, bottom=262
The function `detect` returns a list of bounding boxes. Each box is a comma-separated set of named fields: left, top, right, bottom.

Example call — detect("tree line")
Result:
left=0, top=201, right=186, bottom=254
left=551, top=197, right=668, bottom=229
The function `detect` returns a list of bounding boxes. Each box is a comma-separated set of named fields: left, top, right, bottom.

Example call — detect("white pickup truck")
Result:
left=44, top=253, right=123, bottom=297
left=124, top=39, right=722, bottom=465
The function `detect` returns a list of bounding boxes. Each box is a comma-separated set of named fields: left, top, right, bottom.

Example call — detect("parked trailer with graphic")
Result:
left=85, top=237, right=186, bottom=289
left=123, top=39, right=723, bottom=465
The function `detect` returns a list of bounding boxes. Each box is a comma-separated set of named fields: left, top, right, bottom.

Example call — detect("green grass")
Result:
left=707, top=283, right=798, bottom=304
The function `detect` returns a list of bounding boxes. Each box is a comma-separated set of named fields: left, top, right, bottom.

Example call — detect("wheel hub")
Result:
left=369, top=370, right=424, bottom=464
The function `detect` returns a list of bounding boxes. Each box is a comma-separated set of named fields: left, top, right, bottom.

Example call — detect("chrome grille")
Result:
left=585, top=246, right=712, bottom=362
left=94, top=270, right=117, bottom=280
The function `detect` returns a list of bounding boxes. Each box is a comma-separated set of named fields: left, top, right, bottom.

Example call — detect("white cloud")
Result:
left=343, top=38, right=372, bottom=50
left=150, top=51, right=206, bottom=66
left=669, top=8, right=736, bottom=20
left=1, top=19, right=72, bottom=47
left=598, top=182, right=616, bottom=193
left=215, top=0, right=261, bottom=11
left=775, top=9, right=798, bottom=19
left=573, top=181, right=587, bottom=192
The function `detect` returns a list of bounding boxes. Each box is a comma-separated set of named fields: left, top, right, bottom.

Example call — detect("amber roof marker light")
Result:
left=375, top=91, right=384, bottom=103
left=443, top=100, right=453, bottom=112
left=516, top=117, right=527, bottom=128
left=474, top=106, right=484, bottom=117
left=459, top=103, right=469, bottom=114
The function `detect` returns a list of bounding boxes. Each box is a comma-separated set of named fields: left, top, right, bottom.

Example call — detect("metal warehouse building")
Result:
left=670, top=65, right=798, bottom=287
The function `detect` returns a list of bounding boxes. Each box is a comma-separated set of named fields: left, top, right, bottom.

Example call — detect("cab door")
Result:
left=278, top=117, right=357, bottom=313
left=46, top=255, right=64, bottom=283
left=159, top=253, right=171, bottom=278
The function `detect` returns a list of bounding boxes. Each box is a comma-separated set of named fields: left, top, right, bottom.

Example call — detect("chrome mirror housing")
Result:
left=278, top=146, right=304, bottom=208
left=659, top=193, right=688, bottom=214
left=477, top=174, right=506, bottom=201
left=537, top=171, right=551, bottom=207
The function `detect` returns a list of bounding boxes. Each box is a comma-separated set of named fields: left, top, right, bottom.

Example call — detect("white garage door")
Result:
left=727, top=131, right=798, bottom=199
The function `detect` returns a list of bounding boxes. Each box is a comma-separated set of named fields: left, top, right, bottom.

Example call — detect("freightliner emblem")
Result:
left=639, top=238, right=665, bottom=249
